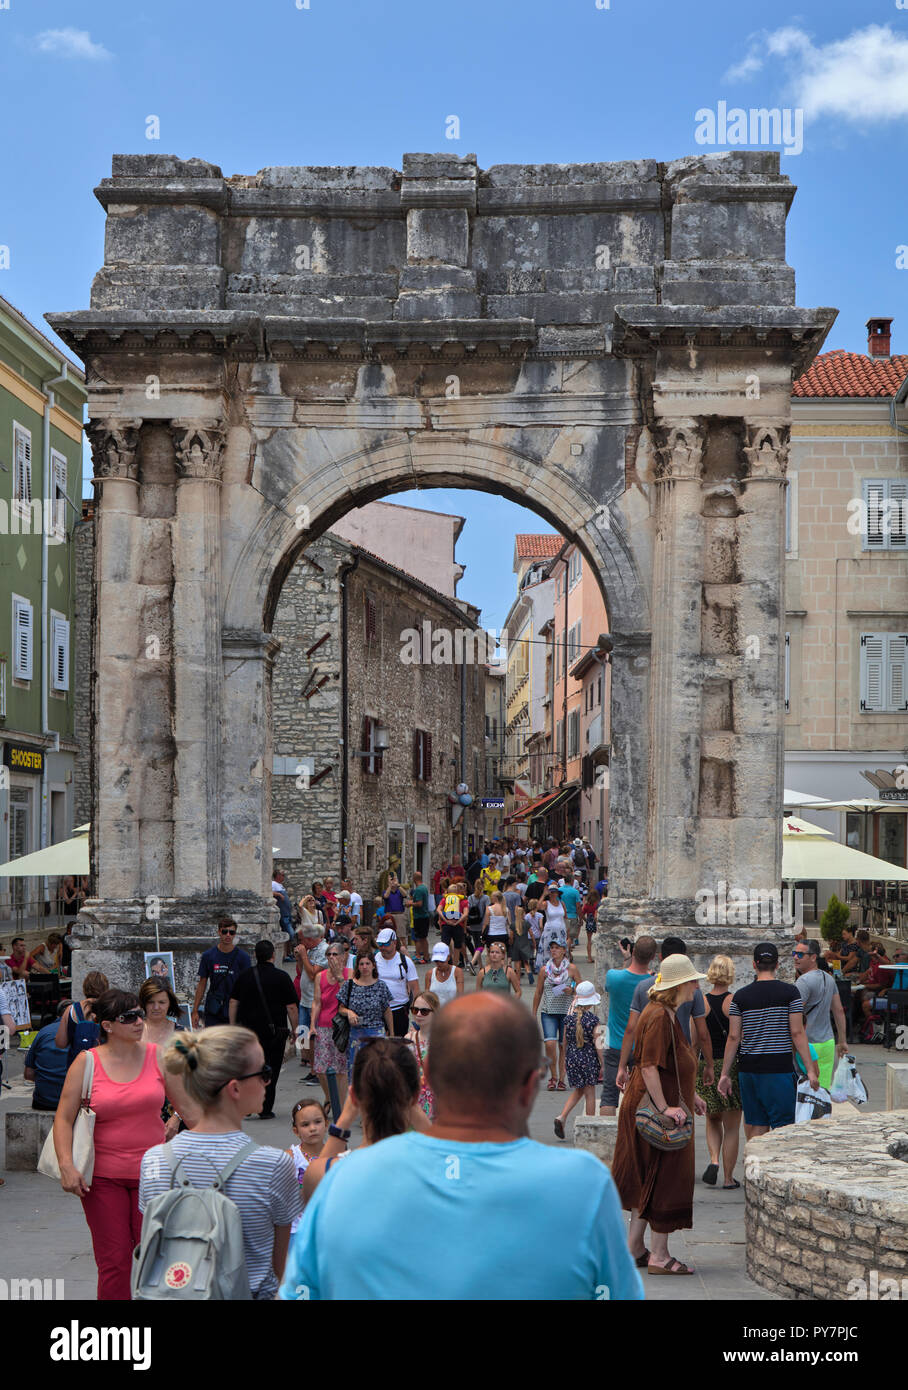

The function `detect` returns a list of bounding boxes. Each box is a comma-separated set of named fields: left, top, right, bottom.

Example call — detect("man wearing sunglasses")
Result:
left=192, top=918, right=253, bottom=1030
left=793, top=939, right=847, bottom=1090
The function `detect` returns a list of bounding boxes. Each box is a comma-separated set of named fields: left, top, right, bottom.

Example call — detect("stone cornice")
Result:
left=46, top=310, right=263, bottom=357
left=614, top=305, right=837, bottom=378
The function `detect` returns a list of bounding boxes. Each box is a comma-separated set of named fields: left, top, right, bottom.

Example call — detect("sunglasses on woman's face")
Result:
left=214, top=1064, right=273, bottom=1093
left=411, top=1005, right=432, bottom=1016
left=116, top=1009, right=145, bottom=1024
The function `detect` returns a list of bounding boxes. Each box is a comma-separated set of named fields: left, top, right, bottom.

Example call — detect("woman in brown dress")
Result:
left=612, top=955, right=708, bottom=1276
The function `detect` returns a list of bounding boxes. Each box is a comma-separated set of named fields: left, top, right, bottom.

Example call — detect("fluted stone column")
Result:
left=85, top=418, right=144, bottom=901
left=648, top=419, right=707, bottom=901
left=170, top=420, right=225, bottom=897
left=221, top=629, right=281, bottom=902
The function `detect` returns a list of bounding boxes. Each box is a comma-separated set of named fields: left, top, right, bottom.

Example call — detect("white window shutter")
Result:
left=13, top=599, right=33, bottom=680
left=887, top=635, right=908, bottom=712
left=784, top=632, right=790, bottom=712
left=52, top=616, right=70, bottom=691
left=860, top=633, right=884, bottom=712
left=14, top=426, right=32, bottom=505
left=863, top=479, right=886, bottom=549
left=52, top=451, right=68, bottom=534
left=888, top=480, right=907, bottom=550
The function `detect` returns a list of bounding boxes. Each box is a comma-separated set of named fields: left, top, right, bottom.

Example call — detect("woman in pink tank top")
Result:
left=54, top=988, right=192, bottom=1300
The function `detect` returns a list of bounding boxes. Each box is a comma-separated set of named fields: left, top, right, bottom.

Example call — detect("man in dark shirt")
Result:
left=230, top=939, right=298, bottom=1119
left=718, top=942, right=817, bottom=1138
left=192, top=917, right=253, bottom=1029
left=24, top=1003, right=70, bottom=1110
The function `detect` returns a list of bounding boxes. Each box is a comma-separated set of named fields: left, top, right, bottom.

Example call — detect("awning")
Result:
left=503, top=789, right=562, bottom=825
left=533, top=785, right=580, bottom=822
left=0, top=826, right=90, bottom=877
left=781, top=818, right=908, bottom=882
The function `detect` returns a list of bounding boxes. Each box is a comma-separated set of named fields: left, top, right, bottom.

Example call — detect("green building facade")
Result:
left=0, top=295, right=85, bottom=923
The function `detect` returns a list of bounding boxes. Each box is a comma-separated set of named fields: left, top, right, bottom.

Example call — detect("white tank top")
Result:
left=429, top=967, right=458, bottom=1007
left=544, top=900, right=566, bottom=931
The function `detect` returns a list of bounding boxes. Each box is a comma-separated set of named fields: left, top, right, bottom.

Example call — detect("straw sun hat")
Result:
left=649, top=954, right=707, bottom=992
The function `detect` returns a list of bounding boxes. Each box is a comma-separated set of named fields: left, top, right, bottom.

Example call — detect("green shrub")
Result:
left=819, top=893, right=850, bottom=944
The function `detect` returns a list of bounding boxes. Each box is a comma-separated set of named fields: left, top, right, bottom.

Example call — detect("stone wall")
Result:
left=745, top=1110, right=908, bottom=1299
left=269, top=535, right=487, bottom=905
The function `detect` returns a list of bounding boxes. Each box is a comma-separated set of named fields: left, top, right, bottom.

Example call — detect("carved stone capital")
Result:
left=87, top=418, right=143, bottom=481
left=170, top=419, right=226, bottom=481
left=743, top=422, right=790, bottom=479
left=652, top=418, right=705, bottom=481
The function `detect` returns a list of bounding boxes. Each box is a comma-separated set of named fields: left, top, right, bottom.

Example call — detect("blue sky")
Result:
left=1, top=0, right=905, bottom=625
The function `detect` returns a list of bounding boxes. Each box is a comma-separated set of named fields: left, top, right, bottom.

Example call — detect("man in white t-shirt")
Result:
left=375, top=927, right=419, bottom=1036
left=341, top=880, right=363, bottom=924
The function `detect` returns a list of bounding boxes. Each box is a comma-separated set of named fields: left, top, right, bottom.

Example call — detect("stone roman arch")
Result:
left=50, top=150, right=834, bottom=990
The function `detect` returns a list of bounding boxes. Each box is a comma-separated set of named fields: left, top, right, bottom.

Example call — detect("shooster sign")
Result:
left=2, top=744, right=44, bottom=775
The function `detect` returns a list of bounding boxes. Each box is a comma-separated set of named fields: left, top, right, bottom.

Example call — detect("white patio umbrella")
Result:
left=782, top=818, right=908, bottom=882
left=783, top=787, right=831, bottom=808
left=810, top=798, right=887, bottom=812
left=0, top=824, right=89, bottom=877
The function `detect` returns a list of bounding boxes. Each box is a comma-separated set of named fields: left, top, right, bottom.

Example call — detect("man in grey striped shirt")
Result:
left=718, top=942, right=818, bottom=1139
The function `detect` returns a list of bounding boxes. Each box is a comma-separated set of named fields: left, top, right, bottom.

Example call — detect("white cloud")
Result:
left=34, top=28, right=112, bottom=61
left=723, top=24, right=908, bottom=122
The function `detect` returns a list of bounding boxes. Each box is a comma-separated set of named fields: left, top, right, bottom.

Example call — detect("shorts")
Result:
left=485, top=931, right=509, bottom=952
left=509, top=933, right=535, bottom=963
left=738, top=1070, right=796, bottom=1129
left=441, top=922, right=465, bottom=950
left=390, top=1006, right=410, bottom=1038
left=298, top=1005, right=312, bottom=1030
left=795, top=1036, right=836, bottom=1090
left=413, top=918, right=431, bottom=941
left=566, top=917, right=579, bottom=938
left=541, top=1012, right=567, bottom=1043
left=599, top=1046, right=622, bottom=1106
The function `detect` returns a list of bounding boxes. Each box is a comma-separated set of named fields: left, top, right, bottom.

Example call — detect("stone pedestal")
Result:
left=4, top=1111, right=54, bottom=1170
left=573, top=1116, right=619, bottom=1167
left=887, top=1065, right=908, bottom=1112
left=594, top=897, right=796, bottom=1010
left=69, top=895, right=279, bottom=999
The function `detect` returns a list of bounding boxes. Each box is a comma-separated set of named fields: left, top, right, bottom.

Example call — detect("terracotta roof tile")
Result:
left=793, top=351, right=908, bottom=399
left=514, top=533, right=562, bottom=557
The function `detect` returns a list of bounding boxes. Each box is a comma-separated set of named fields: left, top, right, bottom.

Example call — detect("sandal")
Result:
left=554, top=1118, right=565, bottom=1139
left=557, top=1080, right=566, bottom=1090
left=722, top=1178, right=741, bottom=1189
left=702, top=1163, right=719, bottom=1186
left=633, top=1248, right=650, bottom=1268
left=648, top=1258, right=694, bottom=1276
left=547, top=1078, right=557, bottom=1091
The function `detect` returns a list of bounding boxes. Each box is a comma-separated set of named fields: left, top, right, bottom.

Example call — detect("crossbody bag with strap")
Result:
left=251, top=964, right=279, bottom=1038
left=635, top=1016, right=693, bottom=1152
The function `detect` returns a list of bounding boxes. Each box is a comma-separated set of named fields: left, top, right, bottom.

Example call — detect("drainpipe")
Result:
left=338, top=552, right=360, bottom=880
left=460, top=655, right=467, bottom=864
left=41, top=362, right=68, bottom=907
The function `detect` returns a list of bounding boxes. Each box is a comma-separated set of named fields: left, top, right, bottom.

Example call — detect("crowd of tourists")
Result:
left=13, top=830, right=858, bottom=1299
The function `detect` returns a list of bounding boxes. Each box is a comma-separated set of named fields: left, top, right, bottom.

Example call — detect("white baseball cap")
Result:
left=431, top=942, right=451, bottom=962
left=376, top=927, right=397, bottom=945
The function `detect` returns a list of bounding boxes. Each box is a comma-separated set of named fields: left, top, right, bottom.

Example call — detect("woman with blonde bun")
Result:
left=697, top=955, right=743, bottom=1190
left=139, top=1026, right=301, bottom=1299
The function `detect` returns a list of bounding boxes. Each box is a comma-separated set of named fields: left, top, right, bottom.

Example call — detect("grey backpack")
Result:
left=131, top=1139, right=257, bottom=1301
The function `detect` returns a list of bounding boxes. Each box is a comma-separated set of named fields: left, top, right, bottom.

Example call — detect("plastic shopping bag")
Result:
left=795, top=1080, right=832, bottom=1123
left=829, top=1053, right=868, bottom=1106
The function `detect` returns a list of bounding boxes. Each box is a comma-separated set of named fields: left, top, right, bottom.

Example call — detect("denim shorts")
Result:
left=739, top=1070, right=796, bottom=1129
left=298, top=1005, right=312, bottom=1030
left=541, top=1011, right=566, bottom=1043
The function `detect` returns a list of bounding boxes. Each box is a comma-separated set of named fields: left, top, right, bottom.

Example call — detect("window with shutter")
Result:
left=13, top=596, right=33, bottom=680
left=13, top=425, right=32, bottom=512
left=51, top=450, right=68, bottom=537
left=424, top=732, right=432, bottom=782
left=860, top=633, right=886, bottom=711
left=784, top=632, right=790, bottom=712
left=862, top=479, right=907, bottom=550
left=365, top=596, right=377, bottom=643
left=887, top=635, right=908, bottom=711
left=52, top=615, right=70, bottom=691
left=413, top=730, right=421, bottom=779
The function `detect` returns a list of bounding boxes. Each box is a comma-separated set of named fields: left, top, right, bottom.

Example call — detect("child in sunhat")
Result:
left=554, top=980, right=604, bottom=1139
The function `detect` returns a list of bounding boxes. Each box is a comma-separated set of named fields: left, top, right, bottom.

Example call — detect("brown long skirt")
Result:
left=611, top=1003, right=696, bottom=1234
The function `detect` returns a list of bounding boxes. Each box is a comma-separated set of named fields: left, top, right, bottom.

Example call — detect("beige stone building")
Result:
left=787, top=317, right=908, bottom=910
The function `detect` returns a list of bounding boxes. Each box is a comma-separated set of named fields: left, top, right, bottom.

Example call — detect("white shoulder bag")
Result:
left=38, top=1048, right=96, bottom=1185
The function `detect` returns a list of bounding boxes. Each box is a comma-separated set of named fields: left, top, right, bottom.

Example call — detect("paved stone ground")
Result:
left=0, top=946, right=894, bottom=1301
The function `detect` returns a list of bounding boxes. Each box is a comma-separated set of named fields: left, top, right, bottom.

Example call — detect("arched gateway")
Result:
left=50, top=151, right=833, bottom=992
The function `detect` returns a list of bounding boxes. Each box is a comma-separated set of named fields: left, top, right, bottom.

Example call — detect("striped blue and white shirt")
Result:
left=729, top=981, right=802, bottom=1074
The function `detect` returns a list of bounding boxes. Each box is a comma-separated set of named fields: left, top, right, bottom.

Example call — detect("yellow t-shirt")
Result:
left=481, top=868, right=501, bottom=894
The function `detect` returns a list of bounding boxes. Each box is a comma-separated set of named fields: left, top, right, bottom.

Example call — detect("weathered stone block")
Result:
left=572, top=1116, right=619, bottom=1166
left=4, top=1111, right=54, bottom=1170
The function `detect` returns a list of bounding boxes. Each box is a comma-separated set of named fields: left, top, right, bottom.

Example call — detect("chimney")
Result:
left=866, top=317, right=893, bottom=358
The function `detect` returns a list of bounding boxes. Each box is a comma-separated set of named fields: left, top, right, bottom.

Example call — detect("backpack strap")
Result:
left=164, top=1137, right=259, bottom=1191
